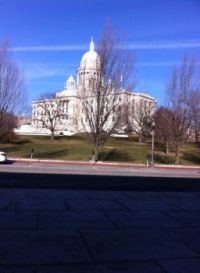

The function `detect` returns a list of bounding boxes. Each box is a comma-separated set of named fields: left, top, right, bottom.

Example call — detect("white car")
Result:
left=0, top=151, right=7, bottom=163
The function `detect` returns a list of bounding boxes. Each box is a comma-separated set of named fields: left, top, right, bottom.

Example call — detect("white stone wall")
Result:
left=32, top=89, right=156, bottom=134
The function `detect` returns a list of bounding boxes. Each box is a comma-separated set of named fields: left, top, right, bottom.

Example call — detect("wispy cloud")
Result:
left=126, top=40, right=200, bottom=50
left=136, top=60, right=200, bottom=67
left=11, top=45, right=87, bottom=52
left=20, top=62, right=76, bottom=81
left=9, top=40, right=200, bottom=52
left=21, top=59, right=200, bottom=82
left=136, top=61, right=179, bottom=67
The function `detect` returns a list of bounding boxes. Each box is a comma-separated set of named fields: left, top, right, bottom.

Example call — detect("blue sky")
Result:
left=0, top=0, right=200, bottom=106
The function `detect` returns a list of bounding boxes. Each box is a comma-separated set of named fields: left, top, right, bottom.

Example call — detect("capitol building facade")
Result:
left=32, top=39, right=156, bottom=135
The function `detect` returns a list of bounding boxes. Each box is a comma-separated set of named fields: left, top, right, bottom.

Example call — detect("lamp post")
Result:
left=151, top=120, right=155, bottom=167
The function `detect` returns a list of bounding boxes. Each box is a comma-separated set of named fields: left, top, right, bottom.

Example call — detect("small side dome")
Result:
left=64, top=75, right=76, bottom=90
left=67, top=75, right=75, bottom=83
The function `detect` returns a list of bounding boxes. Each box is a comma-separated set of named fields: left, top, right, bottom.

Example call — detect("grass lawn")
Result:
left=0, top=134, right=199, bottom=165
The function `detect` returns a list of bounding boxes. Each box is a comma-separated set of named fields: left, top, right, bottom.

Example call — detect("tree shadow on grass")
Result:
left=14, top=139, right=31, bottom=145
left=193, top=142, right=200, bottom=149
left=182, top=152, right=200, bottom=165
left=2, top=145, right=28, bottom=154
left=35, top=149, right=68, bottom=159
left=100, top=149, right=132, bottom=162
left=154, top=153, right=175, bottom=164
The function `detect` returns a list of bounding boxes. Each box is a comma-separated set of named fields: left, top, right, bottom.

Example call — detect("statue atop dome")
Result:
left=89, top=37, right=94, bottom=51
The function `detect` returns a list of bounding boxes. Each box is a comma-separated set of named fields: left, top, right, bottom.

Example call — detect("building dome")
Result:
left=67, top=75, right=75, bottom=83
left=64, top=75, right=76, bottom=91
left=79, top=38, right=101, bottom=71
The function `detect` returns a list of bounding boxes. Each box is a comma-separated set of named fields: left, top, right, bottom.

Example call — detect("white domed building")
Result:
left=32, top=39, right=156, bottom=135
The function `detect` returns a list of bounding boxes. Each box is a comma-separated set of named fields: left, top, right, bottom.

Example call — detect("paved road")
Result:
left=0, top=160, right=200, bottom=178
left=0, top=172, right=200, bottom=272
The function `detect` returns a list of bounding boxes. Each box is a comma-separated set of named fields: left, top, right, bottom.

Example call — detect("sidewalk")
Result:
left=0, top=187, right=200, bottom=272
left=0, top=161, right=200, bottom=272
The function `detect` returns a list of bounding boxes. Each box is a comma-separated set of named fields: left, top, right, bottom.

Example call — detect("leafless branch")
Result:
left=0, top=39, right=26, bottom=141
left=32, top=93, right=65, bottom=140
left=166, top=56, right=199, bottom=163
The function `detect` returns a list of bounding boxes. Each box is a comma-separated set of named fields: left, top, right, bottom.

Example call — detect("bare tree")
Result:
left=78, top=25, right=135, bottom=161
left=33, top=92, right=64, bottom=140
left=154, top=106, right=174, bottom=153
left=0, top=39, right=26, bottom=141
left=127, top=99, right=155, bottom=142
left=166, top=56, right=199, bottom=164
left=190, top=90, right=200, bottom=142
left=0, top=112, right=17, bottom=142
left=79, top=26, right=133, bottom=161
